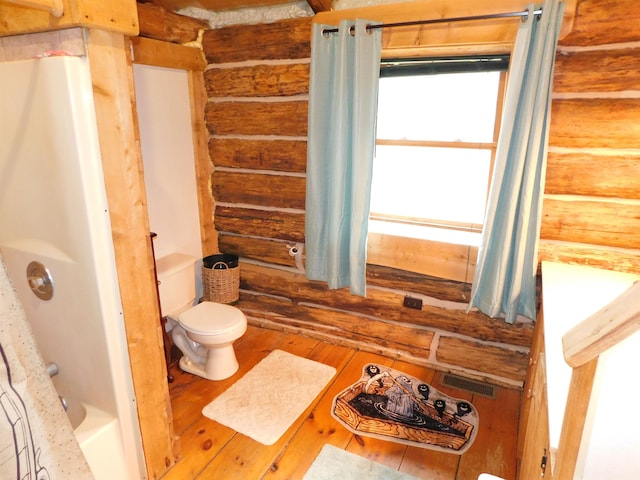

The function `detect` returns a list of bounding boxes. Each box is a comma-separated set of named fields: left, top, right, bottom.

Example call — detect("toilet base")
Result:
left=178, top=343, right=239, bottom=381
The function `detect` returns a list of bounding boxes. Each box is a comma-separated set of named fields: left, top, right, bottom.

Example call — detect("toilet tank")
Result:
left=155, top=252, right=198, bottom=317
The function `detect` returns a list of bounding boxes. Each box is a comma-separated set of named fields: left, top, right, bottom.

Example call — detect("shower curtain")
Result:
left=0, top=256, right=92, bottom=479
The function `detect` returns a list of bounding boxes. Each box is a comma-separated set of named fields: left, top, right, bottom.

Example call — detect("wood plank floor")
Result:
left=161, top=325, right=520, bottom=480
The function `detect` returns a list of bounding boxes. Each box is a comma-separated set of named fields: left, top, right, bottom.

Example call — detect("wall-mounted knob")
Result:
left=26, top=261, right=54, bottom=301
left=46, top=362, right=60, bottom=377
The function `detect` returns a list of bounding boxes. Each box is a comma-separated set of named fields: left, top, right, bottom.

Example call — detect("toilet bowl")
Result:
left=156, top=252, right=247, bottom=381
left=171, top=302, right=247, bottom=381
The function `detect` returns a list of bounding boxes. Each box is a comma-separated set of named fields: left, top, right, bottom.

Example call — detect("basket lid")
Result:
left=203, top=253, right=238, bottom=269
left=177, top=302, right=245, bottom=335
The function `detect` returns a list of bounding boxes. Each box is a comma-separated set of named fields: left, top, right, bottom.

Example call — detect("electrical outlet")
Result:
left=403, top=295, right=423, bottom=310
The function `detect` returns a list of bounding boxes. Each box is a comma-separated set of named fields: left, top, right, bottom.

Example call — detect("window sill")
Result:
left=367, top=226, right=479, bottom=283
left=369, top=220, right=481, bottom=246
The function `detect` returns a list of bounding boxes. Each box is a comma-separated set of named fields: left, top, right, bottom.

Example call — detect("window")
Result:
left=368, top=56, right=508, bottom=281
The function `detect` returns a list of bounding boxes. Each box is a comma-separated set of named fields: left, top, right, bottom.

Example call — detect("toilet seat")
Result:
left=177, top=301, right=245, bottom=336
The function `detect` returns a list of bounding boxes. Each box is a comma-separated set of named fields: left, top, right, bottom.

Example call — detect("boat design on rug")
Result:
left=332, top=364, right=479, bottom=454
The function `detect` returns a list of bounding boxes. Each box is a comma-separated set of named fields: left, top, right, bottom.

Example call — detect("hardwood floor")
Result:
left=161, top=325, right=520, bottom=480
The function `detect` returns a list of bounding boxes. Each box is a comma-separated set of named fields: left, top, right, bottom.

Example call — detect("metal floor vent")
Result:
left=439, top=374, right=496, bottom=398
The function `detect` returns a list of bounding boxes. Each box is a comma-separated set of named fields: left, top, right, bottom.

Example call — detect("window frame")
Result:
left=367, top=59, right=508, bottom=283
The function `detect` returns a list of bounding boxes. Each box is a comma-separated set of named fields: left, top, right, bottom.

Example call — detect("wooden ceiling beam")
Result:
left=2, top=0, right=63, bottom=16
left=137, top=0, right=308, bottom=13
left=137, top=1, right=208, bottom=43
left=306, top=0, right=332, bottom=14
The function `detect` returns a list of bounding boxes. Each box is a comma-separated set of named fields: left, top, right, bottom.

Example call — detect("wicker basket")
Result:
left=201, top=254, right=239, bottom=304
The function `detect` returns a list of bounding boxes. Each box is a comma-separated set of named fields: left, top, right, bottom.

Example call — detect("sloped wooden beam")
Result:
left=563, top=281, right=640, bottom=367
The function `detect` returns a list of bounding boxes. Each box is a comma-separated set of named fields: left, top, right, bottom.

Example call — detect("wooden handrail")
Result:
left=562, top=280, right=640, bottom=368
left=2, top=0, right=63, bottom=17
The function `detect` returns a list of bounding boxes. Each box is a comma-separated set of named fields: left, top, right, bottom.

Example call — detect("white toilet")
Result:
left=155, top=252, right=247, bottom=381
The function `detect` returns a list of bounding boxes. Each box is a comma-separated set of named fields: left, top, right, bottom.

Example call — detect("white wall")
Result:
left=542, top=262, right=640, bottom=479
left=577, top=331, right=640, bottom=479
left=133, top=64, right=203, bottom=296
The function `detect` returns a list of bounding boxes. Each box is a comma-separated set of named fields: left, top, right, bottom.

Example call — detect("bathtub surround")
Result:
left=202, top=349, right=336, bottom=445
left=0, top=257, right=92, bottom=479
left=0, top=50, right=146, bottom=479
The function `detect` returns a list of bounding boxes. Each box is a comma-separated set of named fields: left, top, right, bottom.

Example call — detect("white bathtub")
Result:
left=72, top=402, right=129, bottom=479
left=64, top=398, right=129, bottom=478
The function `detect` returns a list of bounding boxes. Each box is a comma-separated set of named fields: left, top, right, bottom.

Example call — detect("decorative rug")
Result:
left=303, top=444, right=420, bottom=480
left=332, top=363, right=479, bottom=454
left=202, top=349, right=336, bottom=445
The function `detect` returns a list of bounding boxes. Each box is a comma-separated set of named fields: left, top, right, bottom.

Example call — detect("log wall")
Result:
left=197, top=0, right=640, bottom=390
left=202, top=17, right=532, bottom=389
left=539, top=0, right=640, bottom=272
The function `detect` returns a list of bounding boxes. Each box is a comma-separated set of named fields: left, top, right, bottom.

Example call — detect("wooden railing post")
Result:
left=552, top=358, right=598, bottom=480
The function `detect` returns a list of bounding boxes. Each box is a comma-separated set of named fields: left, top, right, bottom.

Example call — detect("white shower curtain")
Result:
left=305, top=19, right=382, bottom=296
left=0, top=257, right=93, bottom=479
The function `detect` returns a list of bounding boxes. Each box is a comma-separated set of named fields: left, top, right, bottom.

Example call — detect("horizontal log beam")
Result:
left=239, top=262, right=533, bottom=347
left=436, top=336, right=528, bottom=383
left=537, top=240, right=640, bottom=275
left=541, top=196, right=640, bottom=250
left=239, top=292, right=435, bottom=355
left=559, top=0, right=640, bottom=47
left=550, top=99, right=640, bottom=149
left=219, top=234, right=298, bottom=268
left=131, top=36, right=205, bottom=71
left=205, top=63, right=309, bottom=97
left=239, top=285, right=527, bottom=385
left=366, top=264, right=470, bottom=304
left=219, top=234, right=477, bottom=304
left=209, top=138, right=307, bottom=173
left=215, top=206, right=305, bottom=243
left=553, top=48, right=640, bottom=93
left=206, top=100, right=308, bottom=136
left=137, top=2, right=208, bottom=44
left=213, top=171, right=305, bottom=210
left=546, top=151, right=640, bottom=199
left=202, top=17, right=312, bottom=63
left=220, top=234, right=478, bottom=302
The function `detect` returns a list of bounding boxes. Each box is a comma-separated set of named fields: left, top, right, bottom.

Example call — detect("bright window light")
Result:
left=370, top=145, right=491, bottom=225
left=376, top=72, right=500, bottom=143
left=370, top=68, right=503, bottom=245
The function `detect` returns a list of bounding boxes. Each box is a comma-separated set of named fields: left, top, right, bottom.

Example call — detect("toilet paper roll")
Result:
left=287, top=243, right=305, bottom=272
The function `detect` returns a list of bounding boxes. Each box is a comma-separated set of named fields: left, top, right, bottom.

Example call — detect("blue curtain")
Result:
left=467, top=0, right=564, bottom=323
left=305, top=19, right=382, bottom=296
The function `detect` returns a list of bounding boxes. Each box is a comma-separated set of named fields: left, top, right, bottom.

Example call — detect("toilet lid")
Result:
left=177, top=302, right=246, bottom=335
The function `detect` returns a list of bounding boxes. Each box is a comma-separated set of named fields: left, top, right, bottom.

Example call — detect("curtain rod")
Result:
left=321, top=9, right=543, bottom=35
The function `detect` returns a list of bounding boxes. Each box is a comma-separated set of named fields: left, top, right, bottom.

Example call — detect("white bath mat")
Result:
left=303, top=444, right=420, bottom=480
left=202, top=349, right=336, bottom=445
